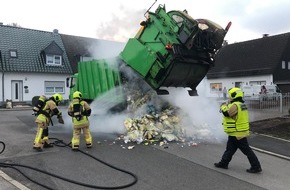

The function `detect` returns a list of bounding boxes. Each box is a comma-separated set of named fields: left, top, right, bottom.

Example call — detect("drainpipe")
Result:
left=0, top=51, right=5, bottom=107
left=2, top=72, right=4, bottom=106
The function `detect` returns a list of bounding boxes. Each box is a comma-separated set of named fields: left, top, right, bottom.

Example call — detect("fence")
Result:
left=244, top=93, right=290, bottom=113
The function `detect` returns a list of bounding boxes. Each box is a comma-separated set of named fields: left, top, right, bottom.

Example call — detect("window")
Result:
left=249, top=81, right=266, bottom=85
left=45, top=81, right=65, bottom=93
left=9, top=50, right=17, bottom=58
left=172, top=15, right=184, bottom=27
left=288, top=62, right=290, bottom=70
left=234, top=82, right=243, bottom=88
left=282, top=61, right=285, bottom=69
left=210, top=83, right=222, bottom=92
left=46, top=55, right=62, bottom=65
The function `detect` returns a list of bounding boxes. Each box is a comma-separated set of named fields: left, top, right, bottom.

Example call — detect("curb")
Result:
left=251, top=134, right=290, bottom=161
left=251, top=146, right=290, bottom=161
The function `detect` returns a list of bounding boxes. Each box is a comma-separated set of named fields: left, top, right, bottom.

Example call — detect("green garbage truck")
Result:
left=66, top=3, right=231, bottom=102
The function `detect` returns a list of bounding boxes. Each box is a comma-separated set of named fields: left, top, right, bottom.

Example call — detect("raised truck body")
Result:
left=67, top=4, right=230, bottom=103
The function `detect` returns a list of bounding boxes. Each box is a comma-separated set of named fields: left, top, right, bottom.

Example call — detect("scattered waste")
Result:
left=127, top=146, right=135, bottom=150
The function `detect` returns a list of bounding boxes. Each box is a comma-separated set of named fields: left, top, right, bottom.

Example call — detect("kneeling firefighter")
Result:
left=33, top=94, right=64, bottom=151
left=68, top=91, right=92, bottom=150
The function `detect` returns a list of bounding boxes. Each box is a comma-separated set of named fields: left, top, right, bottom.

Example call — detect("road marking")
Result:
left=0, top=170, right=31, bottom=190
left=251, top=146, right=290, bottom=161
left=257, top=133, right=290, bottom=143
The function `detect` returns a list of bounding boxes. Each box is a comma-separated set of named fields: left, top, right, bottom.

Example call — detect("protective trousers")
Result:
left=221, top=136, right=261, bottom=169
left=33, top=122, right=49, bottom=149
left=71, top=126, right=92, bottom=149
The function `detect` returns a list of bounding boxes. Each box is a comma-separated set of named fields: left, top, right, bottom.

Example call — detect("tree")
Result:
left=7, top=23, right=22, bottom=27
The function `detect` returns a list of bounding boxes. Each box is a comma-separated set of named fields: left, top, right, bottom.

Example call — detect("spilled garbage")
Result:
left=118, top=89, right=210, bottom=148
left=90, top=82, right=217, bottom=149
left=123, top=106, right=186, bottom=145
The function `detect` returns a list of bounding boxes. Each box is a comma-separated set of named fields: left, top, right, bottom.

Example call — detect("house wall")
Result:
left=202, top=74, right=273, bottom=98
left=0, top=72, right=71, bottom=106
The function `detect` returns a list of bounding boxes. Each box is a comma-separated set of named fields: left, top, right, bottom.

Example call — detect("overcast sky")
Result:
left=1, top=0, right=290, bottom=44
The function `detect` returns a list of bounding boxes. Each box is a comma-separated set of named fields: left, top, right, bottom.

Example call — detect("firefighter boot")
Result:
left=33, top=144, right=43, bottom=152
left=214, top=162, right=228, bottom=169
left=43, top=142, right=54, bottom=148
left=72, top=145, right=79, bottom=151
left=42, top=136, right=53, bottom=148
left=86, top=143, right=92, bottom=148
left=246, top=167, right=262, bottom=173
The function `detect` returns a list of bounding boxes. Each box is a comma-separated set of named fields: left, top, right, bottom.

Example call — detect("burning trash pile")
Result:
left=109, top=76, right=216, bottom=146
left=123, top=105, right=186, bottom=145
left=119, top=88, right=212, bottom=146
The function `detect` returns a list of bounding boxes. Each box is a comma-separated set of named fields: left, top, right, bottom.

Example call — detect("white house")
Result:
left=205, top=33, right=290, bottom=98
left=0, top=25, right=73, bottom=106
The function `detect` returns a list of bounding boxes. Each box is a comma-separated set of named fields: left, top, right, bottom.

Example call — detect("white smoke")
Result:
left=95, top=7, right=146, bottom=42
left=81, top=82, right=227, bottom=143
left=160, top=85, right=227, bottom=143
left=87, top=87, right=128, bottom=134
left=87, top=40, right=125, bottom=60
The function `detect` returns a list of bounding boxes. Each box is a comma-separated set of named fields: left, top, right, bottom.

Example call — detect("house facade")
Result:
left=0, top=24, right=126, bottom=107
left=205, top=33, right=290, bottom=97
left=0, top=24, right=73, bottom=106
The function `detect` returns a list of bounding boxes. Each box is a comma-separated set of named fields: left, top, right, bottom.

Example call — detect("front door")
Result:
left=11, top=80, right=23, bottom=102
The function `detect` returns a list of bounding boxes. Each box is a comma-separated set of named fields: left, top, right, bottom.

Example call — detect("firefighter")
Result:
left=214, top=87, right=262, bottom=173
left=33, top=93, right=64, bottom=151
left=68, top=91, right=92, bottom=150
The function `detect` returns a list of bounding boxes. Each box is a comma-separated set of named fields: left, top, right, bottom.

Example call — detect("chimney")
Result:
left=53, top=29, right=59, bottom=34
left=0, top=22, right=3, bottom=25
left=262, top=34, right=269, bottom=38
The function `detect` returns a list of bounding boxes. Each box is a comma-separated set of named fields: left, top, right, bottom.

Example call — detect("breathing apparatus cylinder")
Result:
left=73, top=101, right=83, bottom=121
left=33, top=95, right=46, bottom=115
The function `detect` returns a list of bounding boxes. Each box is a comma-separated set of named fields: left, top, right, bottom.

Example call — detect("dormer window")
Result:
left=46, top=55, right=62, bottom=65
left=9, top=49, right=18, bottom=58
left=42, top=41, right=64, bottom=66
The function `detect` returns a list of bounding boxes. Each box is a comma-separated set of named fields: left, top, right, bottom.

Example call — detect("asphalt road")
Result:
left=0, top=109, right=289, bottom=190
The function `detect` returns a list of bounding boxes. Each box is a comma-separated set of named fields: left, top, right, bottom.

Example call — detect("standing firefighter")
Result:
left=68, top=91, right=92, bottom=150
left=214, top=87, right=262, bottom=173
left=33, top=93, right=64, bottom=151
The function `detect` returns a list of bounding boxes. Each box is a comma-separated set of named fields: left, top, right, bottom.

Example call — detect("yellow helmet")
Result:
left=228, top=87, right=243, bottom=99
left=52, top=93, right=63, bottom=103
left=73, top=91, right=82, bottom=99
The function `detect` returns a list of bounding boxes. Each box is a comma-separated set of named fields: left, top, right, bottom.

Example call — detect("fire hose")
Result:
left=0, top=141, right=5, bottom=154
left=0, top=138, right=138, bottom=190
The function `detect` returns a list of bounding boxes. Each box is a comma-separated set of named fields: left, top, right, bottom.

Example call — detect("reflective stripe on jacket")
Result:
left=222, top=102, right=249, bottom=136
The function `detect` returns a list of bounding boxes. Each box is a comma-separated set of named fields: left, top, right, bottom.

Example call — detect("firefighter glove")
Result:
left=58, top=116, right=64, bottom=124
left=220, top=104, right=228, bottom=112
left=82, top=109, right=91, bottom=117
left=68, top=111, right=73, bottom=117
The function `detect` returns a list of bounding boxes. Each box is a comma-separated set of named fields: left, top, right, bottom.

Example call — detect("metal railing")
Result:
left=244, top=93, right=290, bottom=113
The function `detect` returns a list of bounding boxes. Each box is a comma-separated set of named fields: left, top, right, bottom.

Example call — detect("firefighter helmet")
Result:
left=73, top=91, right=82, bottom=99
left=52, top=93, right=63, bottom=103
left=228, top=87, right=243, bottom=99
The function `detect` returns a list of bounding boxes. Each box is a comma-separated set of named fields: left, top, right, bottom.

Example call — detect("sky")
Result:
left=1, top=0, right=290, bottom=44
